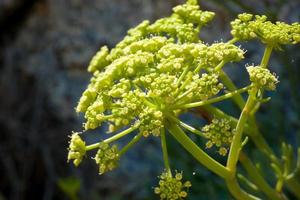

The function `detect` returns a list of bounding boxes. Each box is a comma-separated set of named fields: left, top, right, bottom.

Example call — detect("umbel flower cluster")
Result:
left=202, top=119, right=235, bottom=156
left=68, top=0, right=300, bottom=199
left=154, top=171, right=192, bottom=200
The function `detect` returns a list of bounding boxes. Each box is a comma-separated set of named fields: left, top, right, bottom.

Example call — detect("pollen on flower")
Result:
left=202, top=119, right=235, bottom=156
left=67, top=132, right=86, bottom=166
left=154, top=171, right=192, bottom=200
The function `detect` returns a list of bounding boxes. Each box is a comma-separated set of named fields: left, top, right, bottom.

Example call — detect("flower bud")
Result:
left=67, top=132, right=86, bottom=166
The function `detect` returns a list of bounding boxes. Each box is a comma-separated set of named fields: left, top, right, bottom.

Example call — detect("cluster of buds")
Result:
left=185, top=73, right=224, bottom=101
left=247, top=65, right=279, bottom=91
left=202, top=119, right=235, bottom=156
left=138, top=107, right=164, bottom=137
left=67, top=132, right=86, bottom=166
left=231, top=13, right=300, bottom=47
left=154, top=171, right=192, bottom=200
left=67, top=0, right=299, bottom=198
left=94, top=142, right=119, bottom=175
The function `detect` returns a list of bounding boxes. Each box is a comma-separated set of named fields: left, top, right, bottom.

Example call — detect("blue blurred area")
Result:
left=0, top=0, right=299, bottom=199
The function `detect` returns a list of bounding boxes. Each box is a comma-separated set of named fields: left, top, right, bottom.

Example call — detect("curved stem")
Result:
left=239, top=152, right=284, bottom=200
left=119, top=132, right=143, bottom=156
left=167, top=122, right=230, bottom=179
left=167, top=114, right=206, bottom=138
left=225, top=177, right=260, bottom=200
left=86, top=125, right=138, bottom=151
left=227, top=89, right=257, bottom=170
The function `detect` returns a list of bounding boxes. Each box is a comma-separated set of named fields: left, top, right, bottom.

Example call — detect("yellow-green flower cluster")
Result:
left=202, top=119, right=234, bottom=156
left=108, top=90, right=144, bottom=133
left=138, top=107, right=164, bottom=137
left=135, top=73, right=178, bottom=102
left=247, top=66, right=278, bottom=91
left=172, top=1, right=215, bottom=27
left=88, top=46, right=110, bottom=73
left=94, top=142, right=119, bottom=175
left=154, top=171, right=192, bottom=200
left=185, top=73, right=224, bottom=101
left=231, top=13, right=300, bottom=47
left=75, top=0, right=244, bottom=136
left=67, top=132, right=86, bottom=166
left=200, top=43, right=245, bottom=67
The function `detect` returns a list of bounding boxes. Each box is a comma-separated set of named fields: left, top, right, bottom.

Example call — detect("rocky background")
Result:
left=0, top=0, right=299, bottom=200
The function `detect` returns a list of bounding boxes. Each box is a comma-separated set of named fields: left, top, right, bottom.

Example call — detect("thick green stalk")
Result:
left=227, top=89, right=257, bottom=170
left=227, top=44, right=274, bottom=170
left=225, top=177, right=260, bottom=200
left=167, top=123, right=230, bottom=179
left=260, top=45, right=273, bottom=68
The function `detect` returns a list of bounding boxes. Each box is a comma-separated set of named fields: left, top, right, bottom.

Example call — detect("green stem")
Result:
left=167, top=114, right=206, bottom=138
left=179, top=121, right=206, bottom=138
left=167, top=122, right=230, bottom=178
left=177, top=65, right=190, bottom=85
left=225, top=177, right=260, bottom=200
left=228, top=37, right=239, bottom=44
left=239, top=152, right=283, bottom=200
left=260, top=45, right=273, bottom=68
left=119, top=132, right=143, bottom=156
left=215, top=60, right=226, bottom=71
left=160, top=128, right=171, bottom=173
left=203, top=105, right=277, bottom=158
left=227, top=45, right=274, bottom=170
left=86, top=125, right=138, bottom=151
left=285, top=177, right=300, bottom=199
left=227, top=88, right=257, bottom=170
left=173, top=85, right=251, bottom=109
left=219, top=70, right=245, bottom=110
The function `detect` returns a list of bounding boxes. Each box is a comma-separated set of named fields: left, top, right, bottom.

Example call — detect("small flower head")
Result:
left=154, top=171, right=191, bottom=200
left=247, top=65, right=279, bottom=90
left=231, top=13, right=300, bottom=47
left=186, top=73, right=224, bottom=101
left=202, top=119, right=235, bottom=156
left=88, top=46, right=110, bottom=73
left=94, top=142, right=119, bottom=175
left=139, top=107, right=164, bottom=137
left=67, top=132, right=86, bottom=166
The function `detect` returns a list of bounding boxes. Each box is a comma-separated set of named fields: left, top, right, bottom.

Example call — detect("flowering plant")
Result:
left=68, top=0, right=300, bottom=199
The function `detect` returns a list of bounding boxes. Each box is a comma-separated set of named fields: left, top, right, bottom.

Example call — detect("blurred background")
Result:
left=0, top=0, right=299, bottom=199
